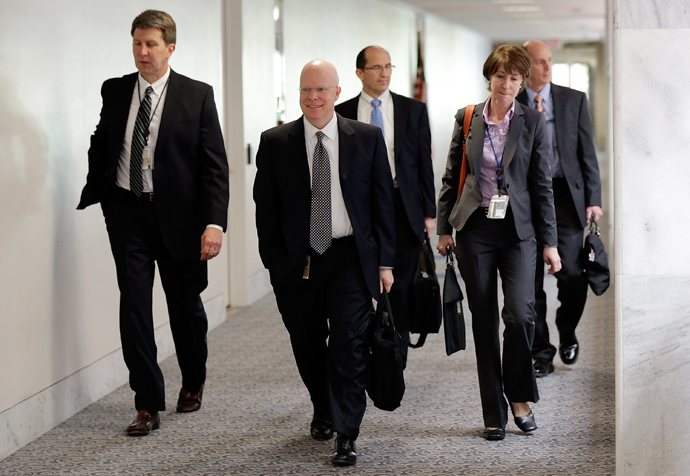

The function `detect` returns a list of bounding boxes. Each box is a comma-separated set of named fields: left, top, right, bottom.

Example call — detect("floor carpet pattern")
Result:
left=0, top=272, right=614, bottom=475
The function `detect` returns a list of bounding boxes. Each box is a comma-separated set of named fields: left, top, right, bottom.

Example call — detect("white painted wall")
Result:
left=0, top=0, right=226, bottom=459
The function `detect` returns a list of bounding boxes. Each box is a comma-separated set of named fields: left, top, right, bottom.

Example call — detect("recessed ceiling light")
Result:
left=502, top=5, right=541, bottom=12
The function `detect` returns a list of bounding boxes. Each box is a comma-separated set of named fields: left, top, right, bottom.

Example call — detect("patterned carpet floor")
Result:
left=0, top=272, right=614, bottom=475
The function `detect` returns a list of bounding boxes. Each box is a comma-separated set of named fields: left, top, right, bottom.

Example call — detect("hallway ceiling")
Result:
left=400, top=0, right=606, bottom=43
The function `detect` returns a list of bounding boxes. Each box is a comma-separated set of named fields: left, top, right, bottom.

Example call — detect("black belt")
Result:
left=114, top=186, right=154, bottom=202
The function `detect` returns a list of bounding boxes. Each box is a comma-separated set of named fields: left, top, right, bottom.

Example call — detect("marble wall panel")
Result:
left=619, top=0, right=690, bottom=29
left=618, top=29, right=690, bottom=277
left=621, top=275, right=690, bottom=474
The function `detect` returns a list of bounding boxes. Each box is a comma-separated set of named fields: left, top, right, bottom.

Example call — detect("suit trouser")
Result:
left=102, top=187, right=209, bottom=412
left=272, top=237, right=371, bottom=439
left=388, top=189, right=423, bottom=364
left=533, top=178, right=588, bottom=361
left=456, top=208, right=539, bottom=429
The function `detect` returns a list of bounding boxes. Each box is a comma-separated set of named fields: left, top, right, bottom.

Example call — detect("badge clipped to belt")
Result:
left=485, top=124, right=509, bottom=219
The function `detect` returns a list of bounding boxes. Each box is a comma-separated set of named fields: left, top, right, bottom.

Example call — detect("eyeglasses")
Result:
left=298, top=86, right=338, bottom=94
left=362, top=65, right=395, bottom=72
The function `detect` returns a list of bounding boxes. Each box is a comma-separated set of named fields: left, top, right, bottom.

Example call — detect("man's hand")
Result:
left=379, top=269, right=394, bottom=294
left=424, top=216, right=435, bottom=238
left=544, top=247, right=562, bottom=275
left=200, top=227, right=223, bottom=261
left=436, top=234, right=455, bottom=256
left=586, top=206, right=603, bottom=223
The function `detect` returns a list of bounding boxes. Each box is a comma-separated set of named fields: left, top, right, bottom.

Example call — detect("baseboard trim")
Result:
left=0, top=294, right=226, bottom=461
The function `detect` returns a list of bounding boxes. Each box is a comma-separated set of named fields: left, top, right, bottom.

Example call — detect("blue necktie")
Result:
left=371, top=99, right=384, bottom=139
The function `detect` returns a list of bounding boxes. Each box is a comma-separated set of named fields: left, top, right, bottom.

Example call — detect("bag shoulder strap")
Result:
left=457, top=104, right=476, bottom=199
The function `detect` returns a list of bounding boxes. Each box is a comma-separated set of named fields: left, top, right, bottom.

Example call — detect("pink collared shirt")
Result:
left=479, top=98, right=515, bottom=207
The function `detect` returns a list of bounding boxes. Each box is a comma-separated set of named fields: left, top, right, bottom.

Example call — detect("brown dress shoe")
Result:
left=127, top=410, right=160, bottom=436
left=176, top=383, right=204, bottom=413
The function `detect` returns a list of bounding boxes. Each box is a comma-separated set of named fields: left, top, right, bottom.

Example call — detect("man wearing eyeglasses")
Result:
left=254, top=59, right=395, bottom=466
left=336, top=46, right=435, bottom=365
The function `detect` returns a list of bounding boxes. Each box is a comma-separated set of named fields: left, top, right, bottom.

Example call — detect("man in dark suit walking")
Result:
left=77, top=10, right=229, bottom=435
left=517, top=40, right=603, bottom=377
left=254, top=59, right=395, bottom=466
left=336, top=46, right=435, bottom=363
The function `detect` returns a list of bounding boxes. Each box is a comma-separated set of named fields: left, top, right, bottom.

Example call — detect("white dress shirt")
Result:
left=117, top=68, right=170, bottom=193
left=303, top=114, right=352, bottom=238
left=357, top=89, right=396, bottom=181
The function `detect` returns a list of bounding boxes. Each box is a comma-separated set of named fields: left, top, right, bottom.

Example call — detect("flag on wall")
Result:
left=413, top=30, right=426, bottom=103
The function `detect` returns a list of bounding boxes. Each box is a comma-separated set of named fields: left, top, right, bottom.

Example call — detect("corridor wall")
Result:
left=0, top=0, right=227, bottom=460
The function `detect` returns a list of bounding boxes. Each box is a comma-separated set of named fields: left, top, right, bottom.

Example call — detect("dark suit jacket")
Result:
left=517, top=84, right=601, bottom=228
left=253, top=114, right=395, bottom=299
left=77, top=70, right=229, bottom=260
left=437, top=100, right=557, bottom=246
left=335, top=92, right=435, bottom=242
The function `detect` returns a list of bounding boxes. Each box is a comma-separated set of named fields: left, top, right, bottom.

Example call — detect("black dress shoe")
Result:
left=482, top=428, right=505, bottom=440
left=510, top=403, right=537, bottom=433
left=534, top=358, right=554, bottom=377
left=310, top=416, right=333, bottom=441
left=559, top=335, right=579, bottom=365
left=513, top=411, right=537, bottom=432
left=331, top=434, right=357, bottom=466
left=127, top=410, right=160, bottom=436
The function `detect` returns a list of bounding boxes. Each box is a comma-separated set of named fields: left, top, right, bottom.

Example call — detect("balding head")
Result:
left=355, top=46, right=392, bottom=98
left=299, top=60, right=341, bottom=129
left=522, top=40, right=552, bottom=92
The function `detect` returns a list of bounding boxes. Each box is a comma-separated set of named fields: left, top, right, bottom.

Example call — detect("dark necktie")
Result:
left=309, top=131, right=332, bottom=254
left=534, top=93, right=545, bottom=114
left=371, top=98, right=384, bottom=138
left=130, top=86, right=153, bottom=197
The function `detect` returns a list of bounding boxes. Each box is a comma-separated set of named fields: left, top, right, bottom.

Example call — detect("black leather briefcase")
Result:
left=409, top=235, right=442, bottom=348
left=367, top=292, right=405, bottom=411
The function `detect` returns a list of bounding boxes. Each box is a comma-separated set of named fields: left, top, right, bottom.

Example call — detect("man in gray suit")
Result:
left=517, top=40, right=603, bottom=377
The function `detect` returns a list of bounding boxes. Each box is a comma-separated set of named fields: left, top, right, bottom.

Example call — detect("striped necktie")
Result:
left=534, top=93, right=545, bottom=114
left=130, top=86, right=153, bottom=197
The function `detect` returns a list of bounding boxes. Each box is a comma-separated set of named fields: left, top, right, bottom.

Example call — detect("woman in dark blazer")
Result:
left=436, top=45, right=561, bottom=441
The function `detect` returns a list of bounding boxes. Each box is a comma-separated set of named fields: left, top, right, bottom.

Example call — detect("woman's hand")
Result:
left=437, top=234, right=455, bottom=256
left=543, top=246, right=562, bottom=275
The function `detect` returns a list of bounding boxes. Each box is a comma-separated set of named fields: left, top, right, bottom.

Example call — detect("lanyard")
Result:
left=137, top=76, right=170, bottom=139
left=485, top=123, right=505, bottom=195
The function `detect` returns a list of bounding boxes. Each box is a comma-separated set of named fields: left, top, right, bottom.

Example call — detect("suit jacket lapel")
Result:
left=467, top=102, right=485, bottom=176
left=156, top=69, right=180, bottom=155
left=391, top=92, right=405, bottom=165
left=287, top=118, right=310, bottom=189
left=337, top=114, right=356, bottom=186
left=551, top=83, right=565, bottom=151
left=502, top=101, right=525, bottom=171
left=112, top=74, right=138, bottom=153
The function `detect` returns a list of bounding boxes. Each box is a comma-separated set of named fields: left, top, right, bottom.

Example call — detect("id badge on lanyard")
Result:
left=486, top=124, right=508, bottom=219
left=142, top=146, right=153, bottom=170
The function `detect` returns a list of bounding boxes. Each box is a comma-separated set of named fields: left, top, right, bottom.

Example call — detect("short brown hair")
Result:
left=131, top=10, right=176, bottom=45
left=482, top=44, right=531, bottom=86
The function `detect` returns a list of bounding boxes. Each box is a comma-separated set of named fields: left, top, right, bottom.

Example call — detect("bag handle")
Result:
left=445, top=246, right=456, bottom=268
left=456, top=104, right=476, bottom=199
left=377, top=290, right=397, bottom=330
left=588, top=220, right=600, bottom=236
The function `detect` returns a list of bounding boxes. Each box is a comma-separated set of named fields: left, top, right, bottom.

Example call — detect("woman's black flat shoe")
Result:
left=514, top=410, right=537, bottom=432
left=483, top=428, right=505, bottom=440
